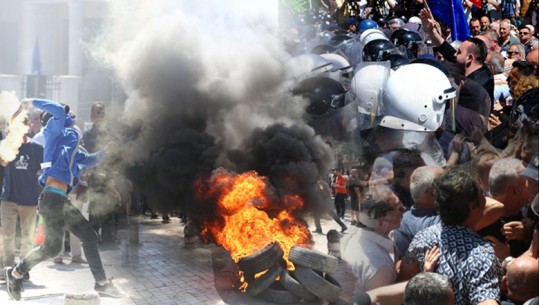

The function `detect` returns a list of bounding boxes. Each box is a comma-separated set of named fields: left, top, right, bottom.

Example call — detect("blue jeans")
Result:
left=15, top=190, right=107, bottom=282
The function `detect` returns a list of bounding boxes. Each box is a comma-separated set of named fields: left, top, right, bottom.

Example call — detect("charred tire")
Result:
left=246, top=264, right=284, bottom=297
left=294, top=266, right=341, bottom=302
left=280, top=269, right=318, bottom=302
left=260, top=282, right=302, bottom=304
left=238, top=242, right=284, bottom=275
left=289, top=246, right=338, bottom=273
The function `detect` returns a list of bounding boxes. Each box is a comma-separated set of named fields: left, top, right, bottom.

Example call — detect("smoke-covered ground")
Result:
left=92, top=1, right=334, bottom=221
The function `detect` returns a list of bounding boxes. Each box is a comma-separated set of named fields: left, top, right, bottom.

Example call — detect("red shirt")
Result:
left=334, top=175, right=348, bottom=195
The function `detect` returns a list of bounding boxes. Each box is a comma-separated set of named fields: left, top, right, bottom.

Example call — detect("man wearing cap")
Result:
left=517, top=24, right=538, bottom=53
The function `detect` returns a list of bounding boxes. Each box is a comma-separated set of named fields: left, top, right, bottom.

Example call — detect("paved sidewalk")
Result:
left=0, top=214, right=353, bottom=305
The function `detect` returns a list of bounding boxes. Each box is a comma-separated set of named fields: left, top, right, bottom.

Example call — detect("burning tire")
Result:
left=246, top=264, right=284, bottom=297
left=237, top=242, right=284, bottom=276
left=260, top=282, right=302, bottom=304
left=294, top=266, right=341, bottom=302
left=279, top=269, right=318, bottom=302
left=289, top=246, right=338, bottom=273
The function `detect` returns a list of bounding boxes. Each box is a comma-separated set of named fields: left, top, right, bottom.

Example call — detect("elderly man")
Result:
left=400, top=167, right=501, bottom=305
left=499, top=19, right=520, bottom=53
left=404, top=272, right=455, bottom=305
left=506, top=42, right=526, bottom=60
left=393, top=166, right=443, bottom=258
left=479, top=157, right=534, bottom=258
left=342, top=198, right=404, bottom=297
left=502, top=254, right=539, bottom=304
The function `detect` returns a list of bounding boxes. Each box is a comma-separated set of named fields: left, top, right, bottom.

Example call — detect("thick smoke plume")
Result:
left=93, top=1, right=333, bottom=219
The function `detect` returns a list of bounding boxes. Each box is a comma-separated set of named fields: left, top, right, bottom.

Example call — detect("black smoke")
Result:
left=93, top=2, right=335, bottom=224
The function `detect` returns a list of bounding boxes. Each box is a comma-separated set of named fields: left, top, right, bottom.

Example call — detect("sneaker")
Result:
left=311, top=229, right=323, bottom=234
left=5, top=267, right=23, bottom=301
left=351, top=221, right=357, bottom=226
left=71, top=255, right=88, bottom=264
left=341, top=226, right=348, bottom=234
left=95, top=280, right=127, bottom=298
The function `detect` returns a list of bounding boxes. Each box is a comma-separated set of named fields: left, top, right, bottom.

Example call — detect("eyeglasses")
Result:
left=518, top=31, right=530, bottom=35
left=507, top=51, right=520, bottom=56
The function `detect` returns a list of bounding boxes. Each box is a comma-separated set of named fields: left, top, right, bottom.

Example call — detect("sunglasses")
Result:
left=519, top=31, right=530, bottom=35
left=507, top=51, right=520, bottom=56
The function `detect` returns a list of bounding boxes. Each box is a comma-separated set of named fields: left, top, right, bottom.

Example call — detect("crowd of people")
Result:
left=289, top=2, right=539, bottom=304
left=0, top=1, right=538, bottom=304
left=0, top=100, right=126, bottom=300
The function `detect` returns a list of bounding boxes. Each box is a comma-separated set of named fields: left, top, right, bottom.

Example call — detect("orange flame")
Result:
left=201, top=170, right=312, bottom=268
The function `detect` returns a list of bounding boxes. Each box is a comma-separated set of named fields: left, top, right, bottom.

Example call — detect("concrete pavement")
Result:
left=0, top=214, right=354, bottom=305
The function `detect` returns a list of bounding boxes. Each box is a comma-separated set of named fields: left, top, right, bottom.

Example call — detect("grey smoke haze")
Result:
left=93, top=1, right=333, bottom=216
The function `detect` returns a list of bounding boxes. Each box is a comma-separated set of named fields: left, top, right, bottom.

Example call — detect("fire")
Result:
left=0, top=92, right=29, bottom=163
left=200, top=170, right=312, bottom=268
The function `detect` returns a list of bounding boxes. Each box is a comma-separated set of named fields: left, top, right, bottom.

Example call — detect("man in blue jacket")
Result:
left=4, top=99, right=124, bottom=301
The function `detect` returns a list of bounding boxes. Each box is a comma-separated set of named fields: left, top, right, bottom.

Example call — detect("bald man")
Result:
left=502, top=254, right=539, bottom=304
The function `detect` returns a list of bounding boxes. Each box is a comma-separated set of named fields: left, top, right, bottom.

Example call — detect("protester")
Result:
left=312, top=176, right=348, bottom=234
left=400, top=167, right=501, bottom=305
left=470, top=18, right=482, bottom=36
left=390, top=149, right=425, bottom=210
left=84, top=102, right=118, bottom=243
left=0, top=117, right=43, bottom=281
left=479, top=157, right=534, bottom=258
left=499, top=19, right=521, bottom=53
left=517, top=24, right=538, bottom=52
left=4, top=98, right=124, bottom=301
left=419, top=8, right=495, bottom=103
left=393, top=165, right=443, bottom=258
left=332, top=168, right=348, bottom=220
left=403, top=272, right=454, bottom=305
left=347, top=168, right=364, bottom=226
left=341, top=199, right=403, bottom=296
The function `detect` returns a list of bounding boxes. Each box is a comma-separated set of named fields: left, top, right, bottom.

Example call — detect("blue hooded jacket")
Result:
left=33, top=99, right=105, bottom=193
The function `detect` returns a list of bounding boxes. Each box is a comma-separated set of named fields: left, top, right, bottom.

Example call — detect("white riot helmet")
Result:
left=381, top=63, right=456, bottom=132
left=347, top=62, right=391, bottom=130
left=285, top=54, right=333, bottom=83
left=358, top=28, right=389, bottom=46
left=320, top=53, right=353, bottom=83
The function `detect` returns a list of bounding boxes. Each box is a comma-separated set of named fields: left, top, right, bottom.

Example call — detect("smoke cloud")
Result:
left=92, top=1, right=333, bottom=218
left=0, top=92, right=29, bottom=163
